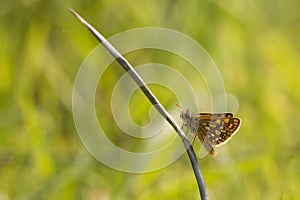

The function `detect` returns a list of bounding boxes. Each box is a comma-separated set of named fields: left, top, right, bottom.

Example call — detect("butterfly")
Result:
left=180, top=109, right=241, bottom=156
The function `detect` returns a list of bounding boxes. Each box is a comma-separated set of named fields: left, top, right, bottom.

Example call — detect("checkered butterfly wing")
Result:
left=197, top=113, right=241, bottom=155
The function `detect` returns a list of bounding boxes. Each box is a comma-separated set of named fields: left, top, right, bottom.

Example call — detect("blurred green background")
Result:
left=1, top=0, right=300, bottom=199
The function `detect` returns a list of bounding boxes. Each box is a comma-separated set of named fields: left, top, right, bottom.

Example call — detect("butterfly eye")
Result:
left=180, top=110, right=188, bottom=120
left=184, top=109, right=191, bottom=119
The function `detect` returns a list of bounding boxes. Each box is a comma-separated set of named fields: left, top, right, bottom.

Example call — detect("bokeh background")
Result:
left=1, top=0, right=300, bottom=199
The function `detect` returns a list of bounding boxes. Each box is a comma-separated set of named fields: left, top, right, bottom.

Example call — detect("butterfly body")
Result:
left=180, top=109, right=241, bottom=156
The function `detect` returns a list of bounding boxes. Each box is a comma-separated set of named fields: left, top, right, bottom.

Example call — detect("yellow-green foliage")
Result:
left=1, top=0, right=300, bottom=199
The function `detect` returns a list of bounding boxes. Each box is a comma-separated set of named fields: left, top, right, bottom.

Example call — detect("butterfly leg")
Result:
left=191, top=133, right=197, bottom=145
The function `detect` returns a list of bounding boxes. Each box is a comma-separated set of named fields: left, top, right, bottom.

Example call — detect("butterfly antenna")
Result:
left=176, top=103, right=182, bottom=108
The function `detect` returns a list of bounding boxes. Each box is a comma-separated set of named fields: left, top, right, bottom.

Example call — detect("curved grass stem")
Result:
left=69, top=8, right=208, bottom=200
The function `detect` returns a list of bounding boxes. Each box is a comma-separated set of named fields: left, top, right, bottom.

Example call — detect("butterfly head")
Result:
left=180, top=109, right=199, bottom=133
left=180, top=109, right=192, bottom=121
